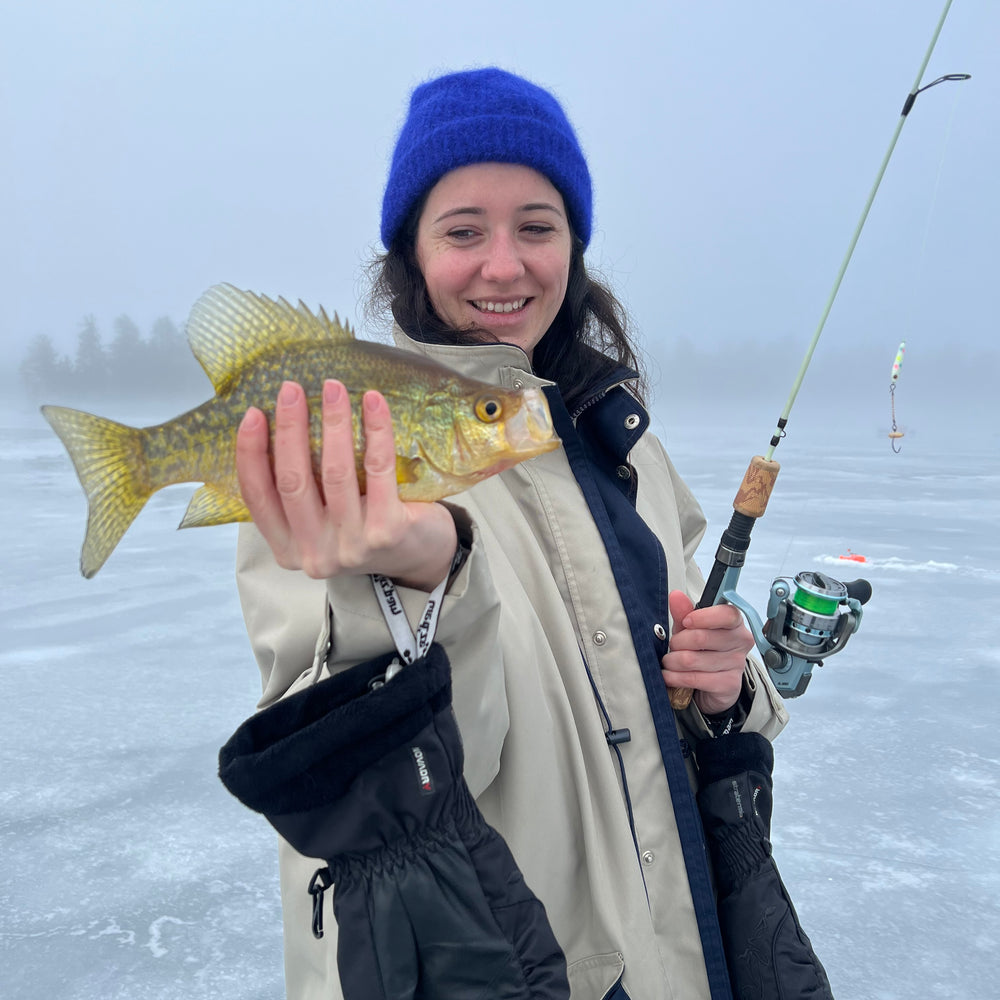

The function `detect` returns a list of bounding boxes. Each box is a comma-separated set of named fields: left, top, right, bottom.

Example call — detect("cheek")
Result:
left=547, top=238, right=572, bottom=292
left=422, top=256, right=464, bottom=314
left=548, top=254, right=571, bottom=306
left=416, top=239, right=449, bottom=310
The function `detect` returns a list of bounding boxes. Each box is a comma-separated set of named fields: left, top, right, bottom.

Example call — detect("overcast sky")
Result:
left=3, top=0, right=995, bottom=415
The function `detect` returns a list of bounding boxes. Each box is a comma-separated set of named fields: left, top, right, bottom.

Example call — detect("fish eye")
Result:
left=475, top=396, right=503, bottom=423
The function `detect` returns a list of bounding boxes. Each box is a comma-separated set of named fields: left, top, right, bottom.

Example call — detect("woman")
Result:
left=234, top=67, right=788, bottom=1000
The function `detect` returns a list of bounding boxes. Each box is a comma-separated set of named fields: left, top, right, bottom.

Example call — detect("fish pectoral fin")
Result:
left=179, top=485, right=251, bottom=528
left=356, top=455, right=421, bottom=496
left=396, top=455, right=422, bottom=485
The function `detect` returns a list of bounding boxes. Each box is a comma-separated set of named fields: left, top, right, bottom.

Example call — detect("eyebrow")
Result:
left=432, top=202, right=565, bottom=224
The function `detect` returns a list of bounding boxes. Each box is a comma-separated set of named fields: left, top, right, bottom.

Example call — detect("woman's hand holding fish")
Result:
left=660, top=590, right=753, bottom=715
left=236, top=380, right=458, bottom=590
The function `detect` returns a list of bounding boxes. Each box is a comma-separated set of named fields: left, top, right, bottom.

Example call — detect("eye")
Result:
left=475, top=396, right=503, bottom=423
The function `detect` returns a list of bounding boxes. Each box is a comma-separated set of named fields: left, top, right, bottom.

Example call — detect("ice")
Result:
left=2, top=404, right=997, bottom=998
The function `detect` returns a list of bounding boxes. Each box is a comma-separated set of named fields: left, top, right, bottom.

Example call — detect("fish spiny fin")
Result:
left=41, top=406, right=152, bottom=578
left=185, top=284, right=355, bottom=394
left=180, top=485, right=251, bottom=528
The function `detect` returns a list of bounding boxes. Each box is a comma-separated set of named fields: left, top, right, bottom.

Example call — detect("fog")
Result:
left=4, top=1, right=997, bottom=384
left=3, top=5, right=998, bottom=993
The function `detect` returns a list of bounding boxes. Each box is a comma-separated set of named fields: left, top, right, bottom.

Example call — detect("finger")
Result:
left=236, top=406, right=289, bottom=538
left=273, top=381, right=326, bottom=537
left=319, top=379, right=363, bottom=526
left=668, top=590, right=696, bottom=634
left=664, top=591, right=697, bottom=707
left=663, top=642, right=746, bottom=680
left=661, top=662, right=744, bottom=710
left=669, top=591, right=750, bottom=652
left=680, top=602, right=746, bottom=632
left=664, top=593, right=748, bottom=713
left=360, top=391, right=404, bottom=525
left=667, top=622, right=753, bottom=655
left=662, top=641, right=749, bottom=675
left=669, top=591, right=745, bottom=651
left=669, top=590, right=745, bottom=633
left=661, top=662, right=738, bottom=690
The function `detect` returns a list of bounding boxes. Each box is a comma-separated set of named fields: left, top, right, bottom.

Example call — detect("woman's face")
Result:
left=415, top=162, right=573, bottom=359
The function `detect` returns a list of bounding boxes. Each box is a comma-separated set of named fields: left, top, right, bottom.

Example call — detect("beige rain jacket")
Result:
left=236, top=330, right=789, bottom=1000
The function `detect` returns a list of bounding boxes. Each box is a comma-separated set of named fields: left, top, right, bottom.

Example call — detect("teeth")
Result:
left=473, top=299, right=526, bottom=314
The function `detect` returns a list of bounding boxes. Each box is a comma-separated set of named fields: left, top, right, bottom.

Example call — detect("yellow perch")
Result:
left=42, top=283, right=561, bottom=577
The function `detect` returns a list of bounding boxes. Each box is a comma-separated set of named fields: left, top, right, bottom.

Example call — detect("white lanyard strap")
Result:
left=370, top=570, right=449, bottom=665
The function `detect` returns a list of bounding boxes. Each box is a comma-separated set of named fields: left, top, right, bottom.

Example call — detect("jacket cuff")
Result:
left=742, top=655, right=790, bottom=739
left=679, top=654, right=789, bottom=741
left=322, top=504, right=481, bottom=660
left=702, top=676, right=753, bottom=737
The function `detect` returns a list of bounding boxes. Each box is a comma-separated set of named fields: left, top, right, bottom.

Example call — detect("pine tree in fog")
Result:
left=73, top=316, right=109, bottom=395
left=107, top=315, right=145, bottom=389
left=19, top=334, right=72, bottom=399
left=16, top=311, right=209, bottom=403
left=148, top=316, right=209, bottom=395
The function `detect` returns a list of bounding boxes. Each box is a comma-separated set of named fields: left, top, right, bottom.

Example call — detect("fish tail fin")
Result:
left=41, top=405, right=152, bottom=578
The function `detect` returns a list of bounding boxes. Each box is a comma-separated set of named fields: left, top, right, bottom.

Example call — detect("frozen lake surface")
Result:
left=2, top=402, right=997, bottom=999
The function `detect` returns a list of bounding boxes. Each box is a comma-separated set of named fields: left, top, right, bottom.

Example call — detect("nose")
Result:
left=481, top=232, right=525, bottom=283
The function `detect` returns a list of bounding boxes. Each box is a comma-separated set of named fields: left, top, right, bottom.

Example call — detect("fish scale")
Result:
left=42, top=283, right=560, bottom=577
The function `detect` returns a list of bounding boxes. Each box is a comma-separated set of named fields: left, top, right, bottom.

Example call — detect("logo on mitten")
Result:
left=411, top=746, right=434, bottom=795
left=731, top=778, right=744, bottom=819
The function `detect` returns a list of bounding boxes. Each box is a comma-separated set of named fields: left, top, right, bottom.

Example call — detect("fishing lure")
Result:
left=668, top=0, right=969, bottom=706
left=889, top=341, right=906, bottom=452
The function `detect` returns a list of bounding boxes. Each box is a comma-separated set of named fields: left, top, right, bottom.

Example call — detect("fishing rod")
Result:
left=670, top=0, right=970, bottom=707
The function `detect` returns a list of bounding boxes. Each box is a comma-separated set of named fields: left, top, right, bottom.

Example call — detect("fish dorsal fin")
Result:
left=185, top=283, right=354, bottom=394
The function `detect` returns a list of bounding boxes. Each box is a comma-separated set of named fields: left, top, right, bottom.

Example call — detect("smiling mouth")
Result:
left=471, top=298, right=528, bottom=314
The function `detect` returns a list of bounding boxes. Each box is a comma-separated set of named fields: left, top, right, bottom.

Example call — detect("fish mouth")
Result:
left=502, top=387, right=560, bottom=458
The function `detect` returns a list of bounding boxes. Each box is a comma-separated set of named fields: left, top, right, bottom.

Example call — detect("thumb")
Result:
left=668, top=590, right=696, bottom=635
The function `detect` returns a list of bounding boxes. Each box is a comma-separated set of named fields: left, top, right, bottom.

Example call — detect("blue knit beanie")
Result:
left=380, top=67, right=592, bottom=250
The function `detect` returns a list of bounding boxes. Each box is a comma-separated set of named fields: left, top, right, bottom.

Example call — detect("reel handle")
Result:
left=843, top=578, right=873, bottom=605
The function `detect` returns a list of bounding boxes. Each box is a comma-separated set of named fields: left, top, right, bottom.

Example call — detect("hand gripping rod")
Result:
left=668, top=0, right=969, bottom=710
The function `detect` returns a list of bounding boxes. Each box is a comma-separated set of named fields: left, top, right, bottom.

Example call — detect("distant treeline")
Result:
left=18, top=315, right=208, bottom=403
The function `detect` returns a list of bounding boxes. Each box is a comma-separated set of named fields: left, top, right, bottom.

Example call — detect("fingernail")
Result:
left=279, top=382, right=299, bottom=406
left=240, top=408, right=262, bottom=431
left=323, top=380, right=343, bottom=405
left=363, top=391, right=381, bottom=414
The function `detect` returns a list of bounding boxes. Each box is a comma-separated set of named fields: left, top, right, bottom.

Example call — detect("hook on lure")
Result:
left=667, top=0, right=970, bottom=708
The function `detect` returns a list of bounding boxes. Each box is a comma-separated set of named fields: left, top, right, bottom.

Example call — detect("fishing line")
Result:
left=669, top=0, right=971, bottom=708
left=889, top=81, right=965, bottom=453
left=917, top=81, right=964, bottom=259
left=763, top=2, right=969, bottom=463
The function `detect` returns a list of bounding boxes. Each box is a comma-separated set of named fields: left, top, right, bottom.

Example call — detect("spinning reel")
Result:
left=723, top=571, right=872, bottom=698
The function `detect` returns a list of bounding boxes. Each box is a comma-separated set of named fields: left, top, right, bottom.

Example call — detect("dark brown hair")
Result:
left=365, top=202, right=647, bottom=413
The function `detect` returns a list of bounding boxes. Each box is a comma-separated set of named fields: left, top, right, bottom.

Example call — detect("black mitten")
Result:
left=697, top=732, right=835, bottom=1000
left=219, top=643, right=568, bottom=1000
